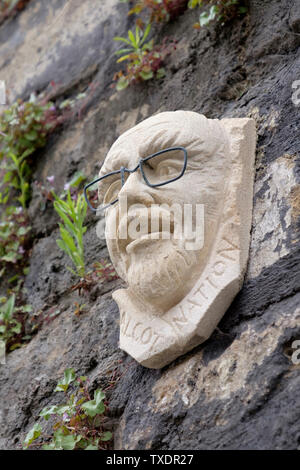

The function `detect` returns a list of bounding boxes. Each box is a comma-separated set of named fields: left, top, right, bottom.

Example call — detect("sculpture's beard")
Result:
left=124, top=238, right=199, bottom=312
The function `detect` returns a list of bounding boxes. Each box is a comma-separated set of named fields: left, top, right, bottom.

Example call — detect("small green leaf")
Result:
left=101, top=431, right=112, bottom=442
left=55, top=368, right=76, bottom=392
left=18, top=304, right=33, bottom=313
left=114, top=36, right=132, bottom=46
left=115, top=47, right=133, bottom=56
left=9, top=342, right=22, bottom=351
left=142, top=23, right=151, bottom=43
left=52, top=429, right=81, bottom=450
left=128, top=29, right=136, bottom=48
left=81, top=389, right=106, bottom=417
left=17, top=227, right=27, bottom=236
left=10, top=323, right=21, bottom=334
left=156, top=68, right=166, bottom=79
left=85, top=443, right=99, bottom=450
left=42, top=442, right=56, bottom=450
left=116, top=78, right=129, bottom=91
left=23, top=423, right=42, bottom=449
left=2, top=294, right=15, bottom=320
left=199, top=5, right=219, bottom=26
left=139, top=70, right=154, bottom=81
left=1, top=252, right=17, bottom=263
left=25, top=130, right=38, bottom=141
left=188, top=0, right=201, bottom=8
left=60, top=434, right=79, bottom=450
left=67, top=171, right=87, bottom=189
left=117, top=54, right=131, bottom=63
left=39, top=405, right=70, bottom=420
left=39, top=406, right=58, bottom=420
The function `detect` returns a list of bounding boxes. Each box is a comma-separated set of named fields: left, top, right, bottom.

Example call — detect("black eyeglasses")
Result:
left=84, top=146, right=188, bottom=212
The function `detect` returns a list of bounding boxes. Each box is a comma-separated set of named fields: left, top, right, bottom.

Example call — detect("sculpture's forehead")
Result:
left=100, top=118, right=172, bottom=174
left=99, top=111, right=218, bottom=175
left=100, top=136, right=140, bottom=174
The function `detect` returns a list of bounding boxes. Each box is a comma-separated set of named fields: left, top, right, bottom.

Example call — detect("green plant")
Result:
left=73, top=301, right=86, bottom=316
left=120, top=0, right=188, bottom=23
left=53, top=190, right=87, bottom=278
left=62, top=170, right=87, bottom=196
left=0, top=91, right=91, bottom=355
left=23, top=368, right=112, bottom=450
left=34, top=170, right=88, bottom=213
left=58, top=92, right=87, bottom=112
left=115, top=23, right=153, bottom=59
left=71, top=259, right=119, bottom=295
left=33, top=176, right=56, bottom=210
left=93, top=260, right=119, bottom=283
left=114, top=24, right=174, bottom=90
left=0, top=293, right=32, bottom=351
left=49, top=80, right=97, bottom=121
left=0, top=206, right=31, bottom=275
left=0, top=95, right=59, bottom=160
left=0, top=0, right=30, bottom=24
left=0, top=294, right=20, bottom=345
left=0, top=96, right=62, bottom=211
left=0, top=149, right=33, bottom=209
left=188, top=0, right=247, bottom=28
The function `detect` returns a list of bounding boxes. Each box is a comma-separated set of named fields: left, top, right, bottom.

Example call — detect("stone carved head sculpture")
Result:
left=87, top=111, right=256, bottom=368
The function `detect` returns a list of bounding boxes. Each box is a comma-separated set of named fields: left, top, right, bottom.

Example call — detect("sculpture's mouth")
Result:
left=117, top=209, right=175, bottom=254
left=125, top=231, right=173, bottom=254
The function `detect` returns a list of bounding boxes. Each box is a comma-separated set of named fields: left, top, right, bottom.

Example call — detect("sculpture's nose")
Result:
left=119, top=170, right=154, bottom=206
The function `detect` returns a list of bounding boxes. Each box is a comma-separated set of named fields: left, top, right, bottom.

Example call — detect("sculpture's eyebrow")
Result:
left=101, top=141, right=143, bottom=175
left=100, top=153, right=128, bottom=175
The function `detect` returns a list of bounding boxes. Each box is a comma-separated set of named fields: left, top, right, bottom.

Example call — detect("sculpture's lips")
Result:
left=117, top=209, right=175, bottom=254
left=126, top=231, right=172, bottom=254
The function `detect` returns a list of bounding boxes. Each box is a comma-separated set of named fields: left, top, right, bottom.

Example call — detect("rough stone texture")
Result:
left=0, top=0, right=299, bottom=449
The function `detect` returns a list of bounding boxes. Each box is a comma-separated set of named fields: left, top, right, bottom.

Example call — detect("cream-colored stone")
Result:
left=99, top=111, right=256, bottom=368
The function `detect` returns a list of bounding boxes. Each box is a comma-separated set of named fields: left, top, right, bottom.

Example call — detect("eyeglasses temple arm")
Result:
left=84, top=176, right=103, bottom=212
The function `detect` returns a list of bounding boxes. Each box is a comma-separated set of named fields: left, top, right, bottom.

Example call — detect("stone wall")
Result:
left=0, top=0, right=299, bottom=449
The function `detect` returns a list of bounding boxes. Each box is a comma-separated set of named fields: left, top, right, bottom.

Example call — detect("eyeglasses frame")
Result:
left=84, top=146, right=188, bottom=212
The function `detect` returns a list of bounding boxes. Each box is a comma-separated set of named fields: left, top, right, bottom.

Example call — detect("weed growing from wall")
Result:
left=0, top=87, right=111, bottom=354
left=114, top=24, right=175, bottom=90
left=53, top=191, right=87, bottom=278
left=0, top=206, right=31, bottom=275
left=0, top=96, right=60, bottom=160
left=117, top=0, right=247, bottom=89
left=121, top=0, right=189, bottom=23
left=0, top=94, right=63, bottom=351
left=23, top=368, right=112, bottom=450
left=188, top=0, right=247, bottom=28
left=0, top=293, right=32, bottom=352
left=71, top=259, right=119, bottom=295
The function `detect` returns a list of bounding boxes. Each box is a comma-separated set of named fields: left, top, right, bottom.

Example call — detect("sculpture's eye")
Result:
left=142, top=147, right=186, bottom=184
left=144, top=161, right=154, bottom=171
left=156, top=162, right=178, bottom=179
left=142, top=153, right=184, bottom=184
